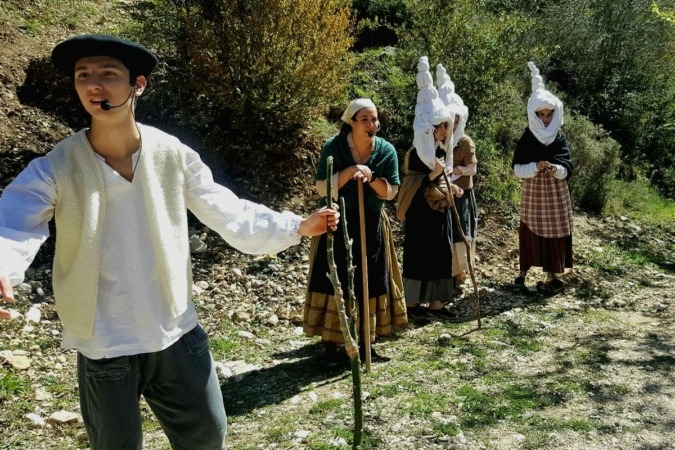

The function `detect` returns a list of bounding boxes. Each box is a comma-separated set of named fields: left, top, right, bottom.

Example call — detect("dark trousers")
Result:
left=77, top=324, right=227, bottom=449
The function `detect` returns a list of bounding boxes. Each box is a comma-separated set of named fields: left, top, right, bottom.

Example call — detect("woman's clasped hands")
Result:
left=350, top=164, right=373, bottom=183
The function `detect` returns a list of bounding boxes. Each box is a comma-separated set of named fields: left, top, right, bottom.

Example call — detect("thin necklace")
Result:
left=350, top=134, right=372, bottom=164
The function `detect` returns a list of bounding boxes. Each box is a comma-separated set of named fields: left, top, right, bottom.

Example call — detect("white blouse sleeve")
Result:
left=513, top=162, right=538, bottom=179
left=552, top=164, right=568, bottom=180
left=0, top=157, right=56, bottom=286
left=184, top=147, right=303, bottom=255
left=457, top=163, right=477, bottom=176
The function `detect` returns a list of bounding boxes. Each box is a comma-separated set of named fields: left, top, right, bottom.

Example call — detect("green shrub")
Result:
left=564, top=114, right=621, bottom=211
left=347, top=48, right=415, bottom=153
left=352, top=0, right=411, bottom=49
left=473, top=137, right=521, bottom=206
left=603, top=177, right=675, bottom=224
left=400, top=0, right=540, bottom=136
left=143, top=0, right=354, bottom=143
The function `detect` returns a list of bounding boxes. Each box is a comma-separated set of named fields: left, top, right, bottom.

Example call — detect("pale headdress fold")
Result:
left=527, top=61, right=564, bottom=145
left=413, top=56, right=455, bottom=170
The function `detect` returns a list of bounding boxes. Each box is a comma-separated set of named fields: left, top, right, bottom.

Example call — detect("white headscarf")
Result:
left=527, top=61, right=564, bottom=145
left=341, top=98, right=377, bottom=124
left=413, top=56, right=455, bottom=170
left=447, top=101, right=469, bottom=150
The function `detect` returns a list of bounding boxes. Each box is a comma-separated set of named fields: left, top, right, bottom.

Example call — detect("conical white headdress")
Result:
left=526, top=61, right=564, bottom=145
left=413, top=56, right=455, bottom=170
left=436, top=64, right=464, bottom=107
left=436, top=63, right=469, bottom=150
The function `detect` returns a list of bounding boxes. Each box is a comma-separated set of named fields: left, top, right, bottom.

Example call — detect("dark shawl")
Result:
left=512, top=127, right=573, bottom=179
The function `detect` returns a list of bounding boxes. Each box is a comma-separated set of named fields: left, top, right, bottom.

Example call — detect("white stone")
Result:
left=25, top=413, right=46, bottom=426
left=48, top=410, right=80, bottom=424
left=237, top=330, right=256, bottom=340
left=294, top=430, right=311, bottom=439
left=25, top=306, right=41, bottom=323
left=15, top=283, right=32, bottom=295
left=34, top=386, right=52, bottom=401
left=1, top=352, right=31, bottom=370
left=214, top=362, right=233, bottom=379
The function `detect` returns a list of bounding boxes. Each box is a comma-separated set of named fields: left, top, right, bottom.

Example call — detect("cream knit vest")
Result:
left=47, top=124, right=192, bottom=338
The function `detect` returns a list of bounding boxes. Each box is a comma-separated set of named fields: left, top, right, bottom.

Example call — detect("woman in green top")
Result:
left=303, top=99, right=407, bottom=367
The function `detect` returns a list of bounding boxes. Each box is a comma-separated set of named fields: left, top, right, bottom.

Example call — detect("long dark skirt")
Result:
left=451, top=188, right=478, bottom=277
left=519, top=221, right=573, bottom=274
left=402, top=186, right=454, bottom=303
left=452, top=188, right=477, bottom=242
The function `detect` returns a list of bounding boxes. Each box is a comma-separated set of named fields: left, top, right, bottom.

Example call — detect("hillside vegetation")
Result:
left=0, top=1, right=674, bottom=450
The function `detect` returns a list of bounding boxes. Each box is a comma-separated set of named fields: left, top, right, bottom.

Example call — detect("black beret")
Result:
left=51, top=34, right=158, bottom=77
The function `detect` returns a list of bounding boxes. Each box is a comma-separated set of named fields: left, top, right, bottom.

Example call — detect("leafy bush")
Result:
left=142, top=0, right=354, bottom=145
left=346, top=48, right=416, bottom=153
left=603, top=177, right=675, bottom=224
left=351, top=0, right=411, bottom=49
left=564, top=114, right=621, bottom=211
left=473, top=137, right=521, bottom=206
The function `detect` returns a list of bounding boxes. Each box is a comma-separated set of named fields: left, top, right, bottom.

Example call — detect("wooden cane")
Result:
left=357, top=180, right=372, bottom=371
left=442, top=171, right=481, bottom=329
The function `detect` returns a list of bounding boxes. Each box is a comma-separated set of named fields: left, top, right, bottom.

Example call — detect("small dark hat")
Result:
left=51, top=34, right=158, bottom=77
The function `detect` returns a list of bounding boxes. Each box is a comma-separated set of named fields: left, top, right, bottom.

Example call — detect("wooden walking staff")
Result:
left=357, top=180, right=372, bottom=371
left=442, top=170, right=481, bottom=329
left=325, top=157, right=365, bottom=449
left=325, top=157, right=359, bottom=360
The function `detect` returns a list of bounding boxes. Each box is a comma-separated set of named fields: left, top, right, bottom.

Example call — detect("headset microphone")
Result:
left=100, top=100, right=123, bottom=111
left=366, top=123, right=381, bottom=138
left=100, top=85, right=136, bottom=111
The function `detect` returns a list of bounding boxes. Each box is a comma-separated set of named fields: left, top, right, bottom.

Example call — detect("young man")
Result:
left=0, top=34, right=339, bottom=449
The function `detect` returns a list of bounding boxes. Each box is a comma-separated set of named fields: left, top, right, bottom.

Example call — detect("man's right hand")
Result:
left=0, top=274, right=14, bottom=319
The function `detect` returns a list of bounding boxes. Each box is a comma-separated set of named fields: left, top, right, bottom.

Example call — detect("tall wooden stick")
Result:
left=325, top=157, right=359, bottom=358
left=442, top=171, right=481, bottom=329
left=324, top=157, right=364, bottom=449
left=357, top=180, right=372, bottom=371
left=340, top=198, right=364, bottom=449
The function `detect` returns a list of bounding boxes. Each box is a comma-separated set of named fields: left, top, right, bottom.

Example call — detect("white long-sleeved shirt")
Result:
left=0, top=141, right=303, bottom=358
left=513, top=162, right=568, bottom=180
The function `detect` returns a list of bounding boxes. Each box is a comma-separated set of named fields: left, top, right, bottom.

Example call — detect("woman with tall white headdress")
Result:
left=396, top=57, right=464, bottom=320
left=436, top=64, right=478, bottom=290
left=304, top=98, right=407, bottom=367
left=512, top=62, right=573, bottom=291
